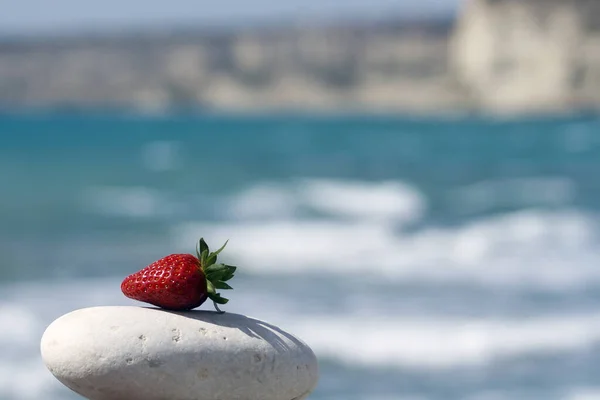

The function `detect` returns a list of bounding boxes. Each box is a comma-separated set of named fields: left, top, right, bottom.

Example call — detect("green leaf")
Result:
left=205, top=253, right=217, bottom=267
left=225, top=265, right=237, bottom=273
left=207, top=271, right=227, bottom=282
left=208, top=293, right=229, bottom=304
left=207, top=264, right=237, bottom=282
left=220, top=272, right=233, bottom=282
left=206, top=280, right=216, bottom=294
left=205, top=264, right=230, bottom=283
left=200, top=249, right=209, bottom=266
left=195, top=242, right=202, bottom=260
left=199, top=238, right=209, bottom=255
left=211, top=240, right=229, bottom=257
left=214, top=281, right=233, bottom=290
left=204, top=263, right=227, bottom=275
left=220, top=265, right=237, bottom=281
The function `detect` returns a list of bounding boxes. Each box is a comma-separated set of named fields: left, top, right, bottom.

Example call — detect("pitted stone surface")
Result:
left=41, top=306, right=318, bottom=400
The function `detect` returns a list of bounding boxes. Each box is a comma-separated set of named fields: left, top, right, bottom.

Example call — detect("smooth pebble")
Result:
left=41, top=306, right=318, bottom=400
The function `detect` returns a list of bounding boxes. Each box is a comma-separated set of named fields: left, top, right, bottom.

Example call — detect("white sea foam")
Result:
left=227, top=179, right=427, bottom=224
left=297, top=179, right=427, bottom=224
left=0, top=359, right=63, bottom=400
left=77, top=178, right=600, bottom=291
left=173, top=207, right=600, bottom=290
left=81, top=177, right=599, bottom=293
left=227, top=183, right=300, bottom=220
left=281, top=313, right=600, bottom=369
left=465, top=386, right=600, bottom=400
left=567, top=388, right=600, bottom=400
left=0, top=305, right=39, bottom=346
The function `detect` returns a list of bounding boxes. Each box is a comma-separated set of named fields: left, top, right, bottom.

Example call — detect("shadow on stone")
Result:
left=147, top=307, right=305, bottom=353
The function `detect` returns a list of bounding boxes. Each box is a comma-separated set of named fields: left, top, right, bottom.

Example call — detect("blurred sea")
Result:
left=2, top=112, right=600, bottom=400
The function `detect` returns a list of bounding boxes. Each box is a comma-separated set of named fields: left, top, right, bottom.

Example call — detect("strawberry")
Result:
left=121, top=238, right=236, bottom=312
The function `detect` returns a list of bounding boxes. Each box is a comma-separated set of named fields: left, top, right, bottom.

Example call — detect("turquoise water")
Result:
left=2, top=112, right=600, bottom=399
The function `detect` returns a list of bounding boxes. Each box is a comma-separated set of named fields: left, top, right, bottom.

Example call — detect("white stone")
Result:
left=40, top=306, right=318, bottom=400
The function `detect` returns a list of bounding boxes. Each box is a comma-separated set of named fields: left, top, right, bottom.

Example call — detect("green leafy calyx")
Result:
left=196, top=238, right=237, bottom=305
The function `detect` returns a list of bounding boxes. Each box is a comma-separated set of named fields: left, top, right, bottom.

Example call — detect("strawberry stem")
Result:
left=197, top=238, right=236, bottom=313
left=213, top=301, right=224, bottom=314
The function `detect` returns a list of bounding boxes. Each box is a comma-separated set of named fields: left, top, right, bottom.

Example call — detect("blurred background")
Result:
left=2, top=0, right=600, bottom=399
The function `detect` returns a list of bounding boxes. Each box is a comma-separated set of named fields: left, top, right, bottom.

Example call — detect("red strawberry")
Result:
left=121, top=238, right=236, bottom=312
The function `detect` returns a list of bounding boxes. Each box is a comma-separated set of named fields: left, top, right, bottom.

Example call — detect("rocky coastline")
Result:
left=1, top=1, right=600, bottom=115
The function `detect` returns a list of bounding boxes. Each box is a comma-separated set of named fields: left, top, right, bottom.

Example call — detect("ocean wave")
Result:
left=282, top=313, right=600, bottom=369
left=227, top=183, right=300, bottom=220
left=567, top=388, right=600, bottom=400
left=0, top=279, right=130, bottom=399
left=3, top=275, right=600, bottom=399
left=0, top=305, right=39, bottom=346
left=4, top=278, right=600, bottom=369
left=296, top=179, right=426, bottom=224
left=75, top=178, right=600, bottom=292
left=172, top=208, right=600, bottom=291
left=463, top=388, right=600, bottom=400
left=227, top=179, right=427, bottom=224
left=0, top=359, right=63, bottom=400
left=80, top=178, right=427, bottom=223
